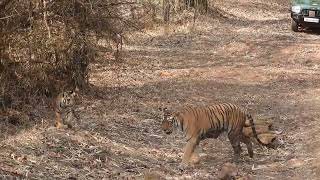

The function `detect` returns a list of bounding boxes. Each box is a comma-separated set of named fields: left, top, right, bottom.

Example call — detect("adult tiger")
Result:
left=161, top=103, right=264, bottom=165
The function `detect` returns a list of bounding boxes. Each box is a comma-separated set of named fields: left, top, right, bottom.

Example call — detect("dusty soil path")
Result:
left=1, top=0, right=320, bottom=179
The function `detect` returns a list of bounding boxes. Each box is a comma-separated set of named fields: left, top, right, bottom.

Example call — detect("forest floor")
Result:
left=1, top=0, right=320, bottom=179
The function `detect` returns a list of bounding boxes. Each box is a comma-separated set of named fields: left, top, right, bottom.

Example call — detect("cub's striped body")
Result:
left=55, top=90, right=77, bottom=128
left=161, top=103, right=263, bottom=165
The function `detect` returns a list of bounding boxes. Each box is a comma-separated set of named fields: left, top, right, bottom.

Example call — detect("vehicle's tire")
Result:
left=291, top=19, right=299, bottom=32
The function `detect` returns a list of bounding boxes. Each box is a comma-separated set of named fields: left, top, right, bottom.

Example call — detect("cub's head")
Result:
left=160, top=107, right=176, bottom=134
left=61, top=90, right=76, bottom=106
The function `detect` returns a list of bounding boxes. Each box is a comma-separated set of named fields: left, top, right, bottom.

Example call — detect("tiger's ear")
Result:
left=75, top=86, right=79, bottom=92
left=159, top=107, right=169, bottom=113
left=71, top=90, right=76, bottom=97
left=172, top=112, right=180, bottom=119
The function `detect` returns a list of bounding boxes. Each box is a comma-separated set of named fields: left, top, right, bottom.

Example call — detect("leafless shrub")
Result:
left=0, top=0, right=149, bottom=116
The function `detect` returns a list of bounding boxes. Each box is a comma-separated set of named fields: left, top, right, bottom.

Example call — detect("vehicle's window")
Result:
left=296, top=0, right=320, bottom=4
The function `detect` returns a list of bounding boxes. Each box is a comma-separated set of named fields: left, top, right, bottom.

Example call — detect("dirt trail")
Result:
left=1, top=0, right=320, bottom=179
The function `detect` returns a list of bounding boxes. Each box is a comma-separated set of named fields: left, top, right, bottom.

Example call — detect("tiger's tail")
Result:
left=246, top=114, right=264, bottom=145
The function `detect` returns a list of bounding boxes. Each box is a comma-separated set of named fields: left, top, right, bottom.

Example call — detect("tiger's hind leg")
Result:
left=228, top=133, right=241, bottom=162
left=240, top=134, right=253, bottom=158
left=182, top=137, right=198, bottom=165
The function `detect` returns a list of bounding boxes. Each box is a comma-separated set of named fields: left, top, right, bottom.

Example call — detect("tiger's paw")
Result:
left=190, top=156, right=200, bottom=165
left=55, top=122, right=64, bottom=128
left=55, top=122, right=68, bottom=129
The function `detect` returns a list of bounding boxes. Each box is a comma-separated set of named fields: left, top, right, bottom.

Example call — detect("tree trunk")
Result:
left=163, top=0, right=171, bottom=23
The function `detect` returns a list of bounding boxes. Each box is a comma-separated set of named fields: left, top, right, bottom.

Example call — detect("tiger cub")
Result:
left=161, top=103, right=264, bottom=165
left=55, top=90, right=78, bottom=128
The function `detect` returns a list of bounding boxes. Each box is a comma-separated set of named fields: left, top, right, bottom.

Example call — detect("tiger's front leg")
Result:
left=65, top=111, right=74, bottom=128
left=55, top=111, right=64, bottom=128
left=182, top=137, right=199, bottom=165
left=190, top=138, right=201, bottom=164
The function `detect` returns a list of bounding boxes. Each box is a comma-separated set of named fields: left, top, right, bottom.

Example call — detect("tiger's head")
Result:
left=61, top=90, right=76, bottom=107
left=160, top=107, right=177, bottom=134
